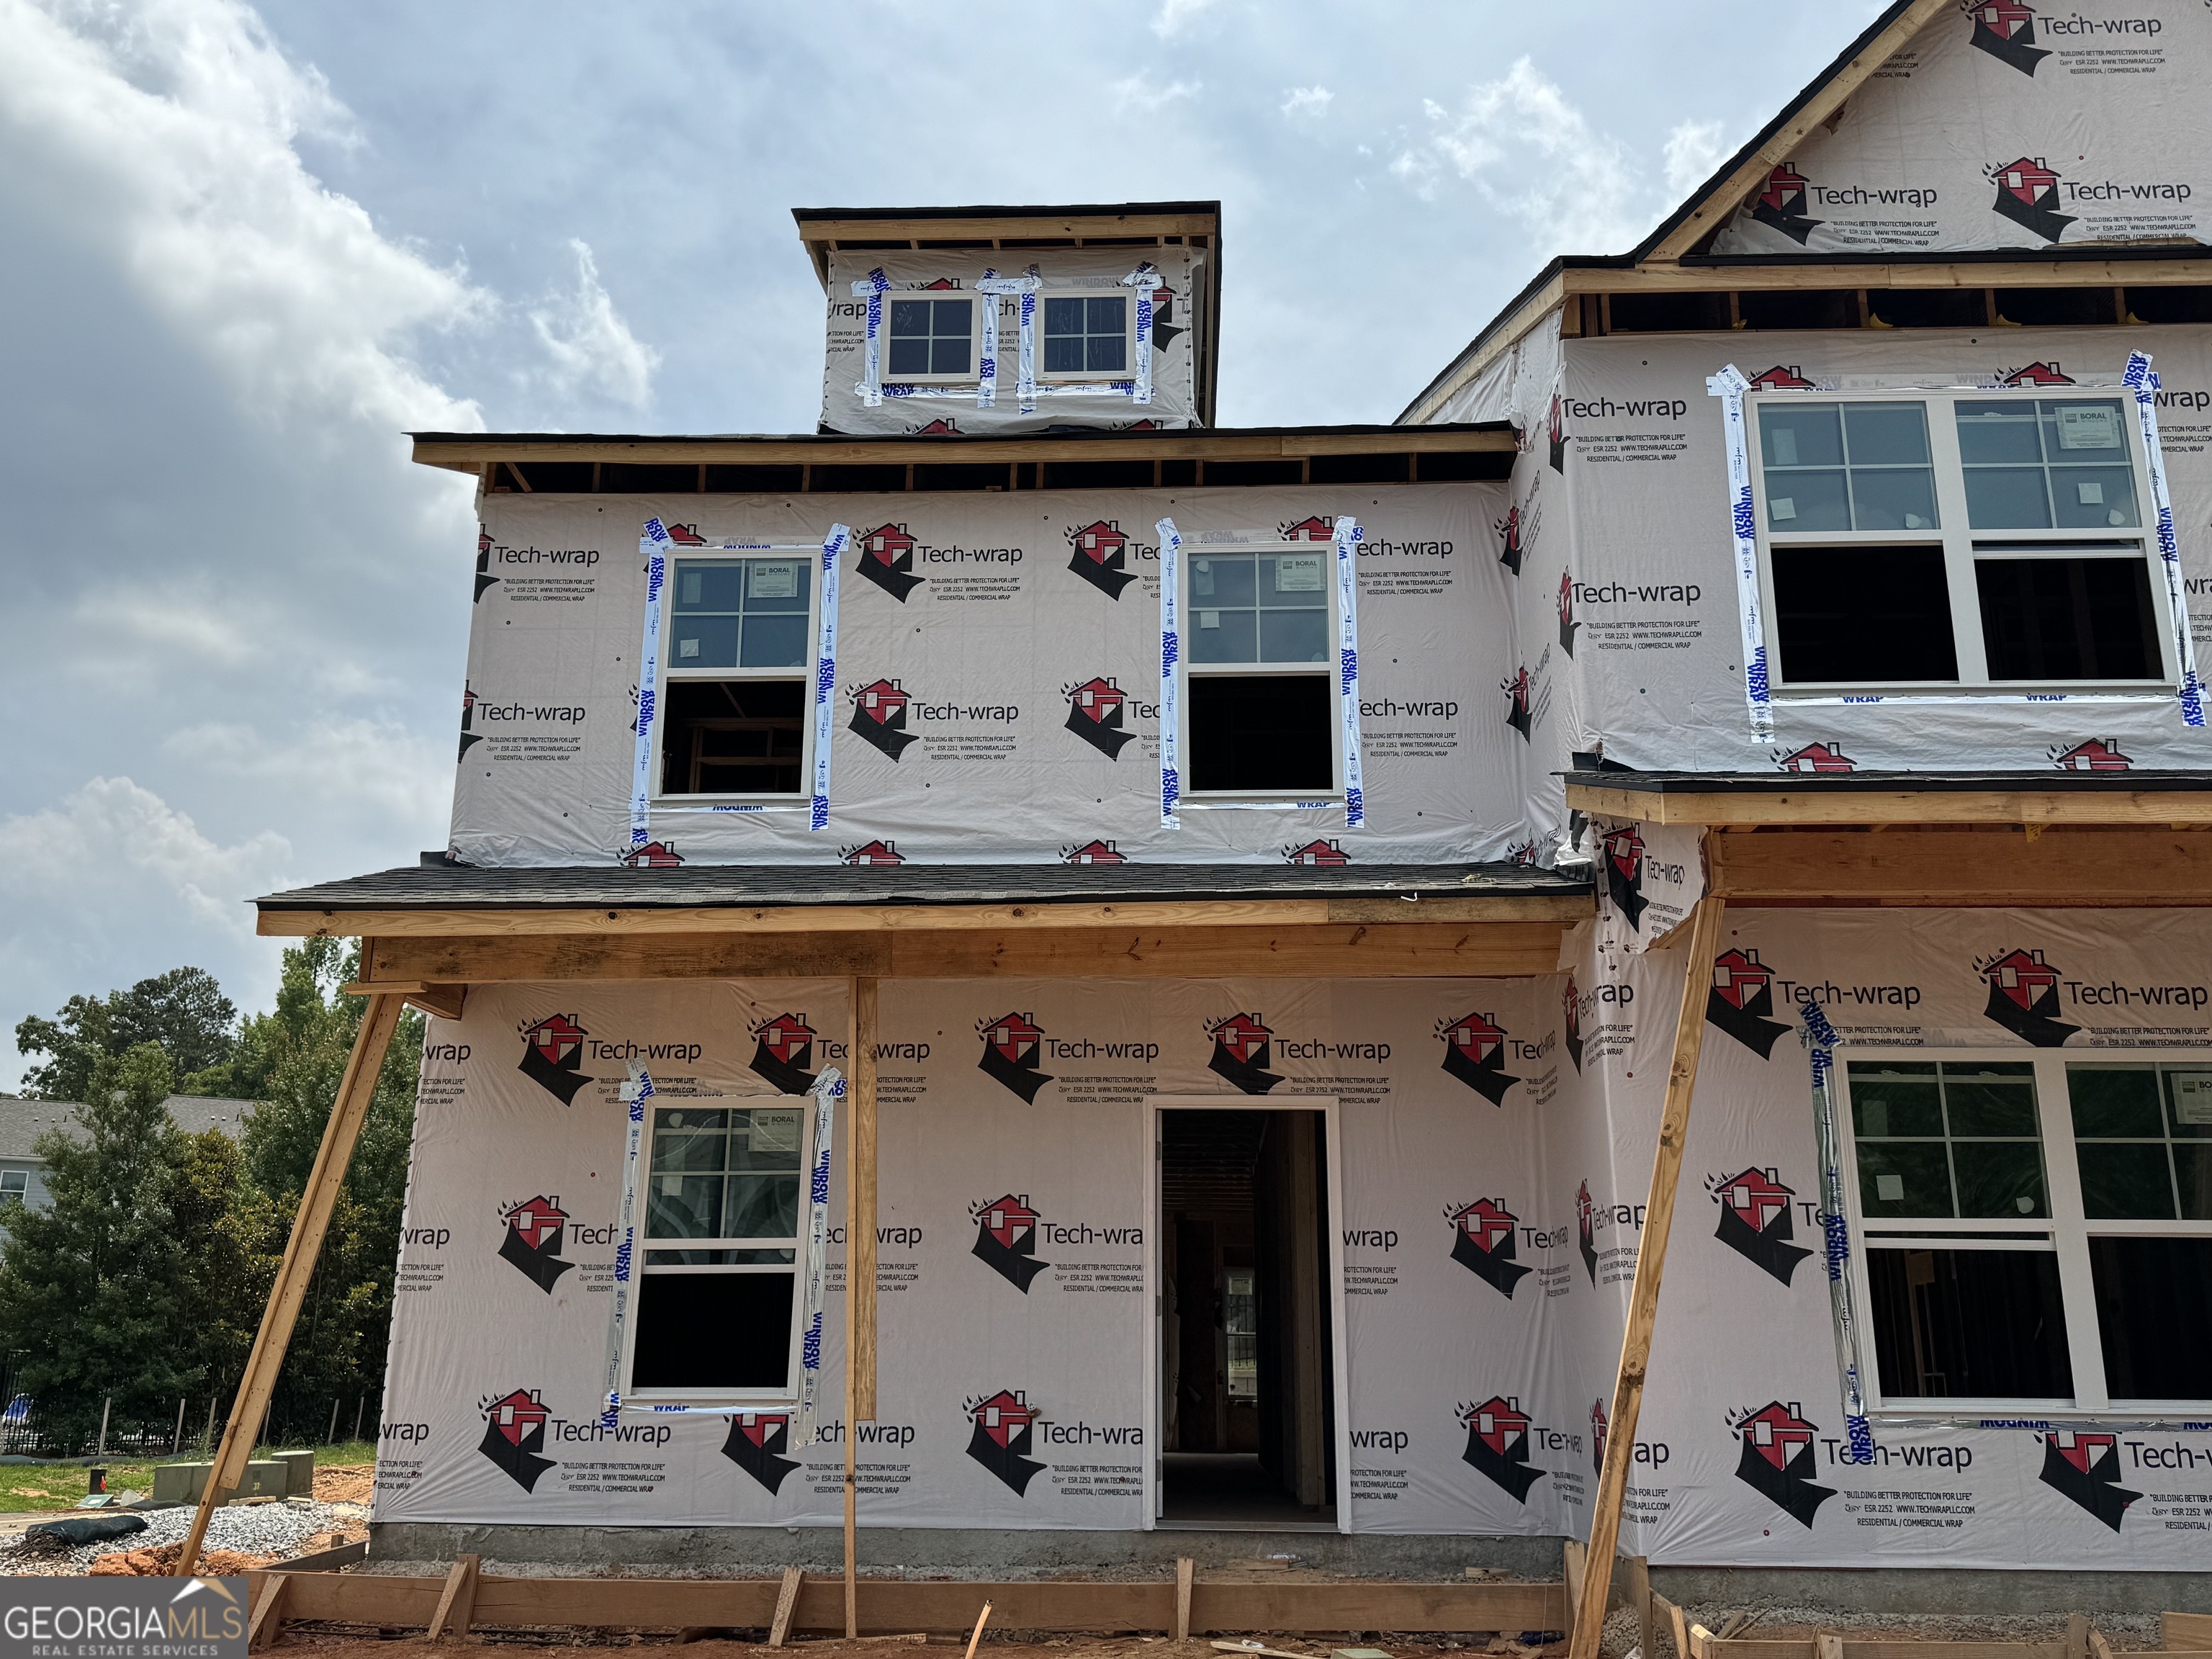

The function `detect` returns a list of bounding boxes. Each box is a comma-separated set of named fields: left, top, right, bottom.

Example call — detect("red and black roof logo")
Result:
left=911, top=417, right=961, bottom=436
left=1280, top=516, right=1335, bottom=542
left=856, top=523, right=924, bottom=601
left=1547, top=391, right=1566, bottom=473
left=1751, top=164, right=1822, bottom=246
left=620, top=840, right=683, bottom=868
left=1207, top=1012, right=1282, bottom=1095
left=842, top=839, right=904, bottom=866
left=498, top=1196, right=574, bottom=1294
left=978, top=1012, right=1054, bottom=1104
left=479, top=1388, right=555, bottom=1492
left=1285, top=839, right=1349, bottom=868
left=848, top=678, right=918, bottom=761
left=1061, top=839, right=1128, bottom=866
left=1563, top=976, right=1585, bottom=1074
left=1707, top=948, right=1793, bottom=1059
left=518, top=1015, right=593, bottom=1105
left=1065, top=676, right=1136, bottom=760
left=1772, top=742, right=1854, bottom=774
left=2039, top=1428, right=2141, bottom=1531
left=720, top=1410, right=801, bottom=1495
left=1575, top=1179, right=1600, bottom=1285
left=459, top=681, right=483, bottom=762
left=1966, top=0, right=2051, bottom=75
left=1448, top=1198, right=1532, bottom=1298
left=1591, top=1399, right=1609, bottom=1475
left=1495, top=505, right=1525, bottom=576
left=1731, top=1401, right=1834, bottom=1527
left=1601, top=824, right=1648, bottom=932
left=971, top=1193, right=1048, bottom=1292
left=2051, top=738, right=2130, bottom=772
left=1709, top=1167, right=1813, bottom=1287
left=2005, top=361, right=2075, bottom=387
left=1459, top=1395, right=1547, bottom=1503
left=1988, top=156, right=2075, bottom=243
left=475, top=526, right=499, bottom=603
left=664, top=523, right=709, bottom=546
left=750, top=1012, right=819, bottom=1096
left=1558, top=570, right=1578, bottom=658
left=965, top=1388, right=1046, bottom=1496
left=1503, top=667, right=1532, bottom=743
left=1066, top=521, right=1138, bottom=601
left=1978, top=946, right=2080, bottom=1046
left=1749, top=364, right=1817, bottom=391
left=1437, top=1010, right=1521, bottom=1106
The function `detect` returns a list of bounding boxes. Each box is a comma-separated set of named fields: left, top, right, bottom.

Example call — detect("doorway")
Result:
left=1156, top=1106, right=1338, bottom=1528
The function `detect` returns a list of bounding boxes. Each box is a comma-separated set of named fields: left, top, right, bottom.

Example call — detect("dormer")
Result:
left=794, top=202, right=1220, bottom=436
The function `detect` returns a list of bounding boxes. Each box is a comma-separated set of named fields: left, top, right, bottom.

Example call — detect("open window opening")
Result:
left=1184, top=547, right=1339, bottom=798
left=659, top=556, right=813, bottom=800
left=1159, top=1108, right=1335, bottom=1527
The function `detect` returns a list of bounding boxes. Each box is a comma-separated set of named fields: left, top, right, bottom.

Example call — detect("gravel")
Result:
left=0, top=1500, right=365, bottom=1574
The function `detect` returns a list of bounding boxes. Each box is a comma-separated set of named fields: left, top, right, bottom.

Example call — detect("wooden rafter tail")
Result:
left=174, top=993, right=406, bottom=1576
left=1568, top=898, right=1727, bottom=1659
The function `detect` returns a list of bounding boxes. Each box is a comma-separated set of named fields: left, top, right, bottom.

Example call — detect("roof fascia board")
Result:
left=1588, top=255, right=2212, bottom=292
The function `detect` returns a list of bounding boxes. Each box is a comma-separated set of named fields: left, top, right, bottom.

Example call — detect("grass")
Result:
left=0, top=1439, right=375, bottom=1514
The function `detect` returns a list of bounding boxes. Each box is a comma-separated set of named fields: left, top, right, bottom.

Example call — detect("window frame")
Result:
left=1747, top=386, right=2177, bottom=696
left=1838, top=1046, right=2212, bottom=1419
left=882, top=292, right=981, bottom=387
left=0, top=1169, right=24, bottom=1205
left=1178, top=536, right=1345, bottom=803
left=653, top=550, right=820, bottom=805
left=1035, top=287, right=1137, bottom=385
left=613, top=1097, right=819, bottom=1409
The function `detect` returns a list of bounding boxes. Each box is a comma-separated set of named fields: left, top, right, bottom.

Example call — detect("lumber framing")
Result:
left=176, top=994, right=405, bottom=1575
left=1709, top=828, right=2212, bottom=905
left=360, top=921, right=1576, bottom=984
left=340, top=980, right=465, bottom=1019
left=845, top=976, right=881, bottom=1637
left=1571, top=898, right=1727, bottom=1659
left=1567, top=782, right=2212, bottom=829
left=268, top=893, right=1589, bottom=938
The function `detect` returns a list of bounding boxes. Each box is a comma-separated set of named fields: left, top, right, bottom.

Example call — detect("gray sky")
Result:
left=0, top=0, right=1879, bottom=1082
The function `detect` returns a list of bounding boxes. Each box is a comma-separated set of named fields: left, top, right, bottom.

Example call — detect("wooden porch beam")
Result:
left=1567, top=781, right=2212, bottom=828
left=341, top=981, right=466, bottom=1020
left=1709, top=827, right=2212, bottom=904
left=845, top=976, right=879, bottom=1637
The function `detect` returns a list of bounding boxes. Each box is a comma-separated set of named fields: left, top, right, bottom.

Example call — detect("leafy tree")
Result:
left=14, top=968, right=238, bottom=1102
left=164, top=1129, right=281, bottom=1418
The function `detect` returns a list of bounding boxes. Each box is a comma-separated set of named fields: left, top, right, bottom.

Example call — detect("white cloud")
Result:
left=1109, top=74, right=1202, bottom=114
left=1150, top=0, right=1215, bottom=39
left=1281, top=85, right=1333, bottom=120
left=1663, top=117, right=1729, bottom=199
left=164, top=716, right=449, bottom=829
left=529, top=238, right=660, bottom=410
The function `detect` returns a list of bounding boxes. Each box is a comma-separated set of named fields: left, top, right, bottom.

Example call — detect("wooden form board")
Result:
left=1567, top=783, right=2212, bottom=829
left=235, top=1572, right=1567, bottom=1635
left=1709, top=828, right=2212, bottom=904
left=361, top=921, right=1575, bottom=984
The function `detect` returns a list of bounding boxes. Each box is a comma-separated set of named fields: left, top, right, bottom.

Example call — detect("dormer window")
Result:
left=1043, top=295, right=1130, bottom=379
left=886, top=296, right=974, bottom=382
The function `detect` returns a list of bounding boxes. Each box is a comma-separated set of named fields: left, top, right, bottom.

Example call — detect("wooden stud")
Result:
left=2066, top=1616, right=2090, bottom=1659
left=1819, top=1636, right=1845, bottom=1659
left=341, top=981, right=465, bottom=1020
left=1570, top=898, right=1727, bottom=1659
left=851, top=976, right=880, bottom=1422
left=1625, top=1555, right=1653, bottom=1659
left=428, top=1554, right=480, bottom=1640
left=176, top=994, right=405, bottom=1576
left=2167, top=1616, right=2212, bottom=1649
left=1560, top=1539, right=1586, bottom=1642
left=1175, top=1559, right=1195, bottom=1642
left=770, top=1566, right=804, bottom=1647
left=247, top=1573, right=291, bottom=1653
left=2089, top=1628, right=2116, bottom=1659
left=1659, top=1591, right=1691, bottom=1659
left=963, top=1601, right=994, bottom=1659
left=505, top=462, right=532, bottom=493
left=1599, top=294, right=1614, bottom=335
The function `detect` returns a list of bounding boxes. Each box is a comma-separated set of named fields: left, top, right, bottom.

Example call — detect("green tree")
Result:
left=14, top=967, right=238, bottom=1102
left=163, top=1130, right=282, bottom=1419
left=0, top=1046, right=200, bottom=1449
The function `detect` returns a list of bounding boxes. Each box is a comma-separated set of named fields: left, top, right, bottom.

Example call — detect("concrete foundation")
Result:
left=1647, top=1565, right=2212, bottom=1617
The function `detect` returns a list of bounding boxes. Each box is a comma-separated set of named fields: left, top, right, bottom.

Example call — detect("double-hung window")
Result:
left=1843, top=1055, right=2212, bottom=1413
left=660, top=555, right=815, bottom=799
left=1184, top=542, right=1339, bottom=796
left=886, top=296, right=974, bottom=382
left=1041, top=294, right=1130, bottom=379
left=0, top=1170, right=24, bottom=1206
left=624, top=1103, right=809, bottom=1400
left=1750, top=390, right=2175, bottom=693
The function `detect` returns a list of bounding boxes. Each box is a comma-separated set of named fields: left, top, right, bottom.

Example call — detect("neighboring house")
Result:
left=0, top=1094, right=253, bottom=1211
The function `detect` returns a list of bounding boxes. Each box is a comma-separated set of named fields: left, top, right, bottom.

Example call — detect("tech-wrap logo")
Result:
left=621, top=840, right=683, bottom=868
left=1988, top=156, right=2077, bottom=243
left=855, top=523, right=925, bottom=601
left=1458, top=1395, right=1547, bottom=1503
left=1966, top=0, right=2051, bottom=74
left=1435, top=1010, right=1521, bottom=1105
left=1285, top=839, right=1350, bottom=867
left=1564, top=976, right=1585, bottom=1073
left=848, top=678, right=918, bottom=760
left=497, top=1195, right=575, bottom=1294
left=1065, top=677, right=1139, bottom=759
left=475, top=526, right=498, bottom=602
left=1495, top=504, right=1527, bottom=575
left=1062, top=839, right=1128, bottom=866
left=2038, top=1427, right=2142, bottom=1531
left=720, top=1410, right=802, bottom=1495
left=1773, top=742, right=1855, bottom=774
left=1557, top=570, right=1578, bottom=657
left=910, top=417, right=961, bottom=436
left=1066, top=521, right=1146, bottom=600
left=978, top=1012, right=1054, bottom=1104
left=1279, top=515, right=1336, bottom=543
left=1751, top=163, right=1822, bottom=245
left=2005, top=361, right=2076, bottom=387
left=1547, top=390, right=1566, bottom=473
left=750, top=1012, right=819, bottom=1095
left=1731, top=1401, right=1835, bottom=1527
left=518, top=1015, right=593, bottom=1105
left=1503, top=666, right=1532, bottom=742
left=1708, top=948, right=1794, bottom=1059
left=479, top=1388, right=555, bottom=1493
left=1207, top=1012, right=1282, bottom=1095
left=1708, top=1167, right=1814, bottom=1287
left=1750, top=365, right=1818, bottom=391
left=459, top=683, right=482, bottom=762
left=1600, top=824, right=1648, bottom=931
left=842, top=839, right=905, bottom=866
left=1978, top=947, right=2081, bottom=1046
left=1575, top=1180, right=1599, bottom=1284
left=965, top=1388, right=1046, bottom=1496
left=1447, top=1198, right=1532, bottom=1298
left=971, top=1193, right=1048, bottom=1292
left=2051, top=738, right=2131, bottom=772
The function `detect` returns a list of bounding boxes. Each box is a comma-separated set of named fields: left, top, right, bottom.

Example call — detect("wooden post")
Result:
left=845, top=976, right=881, bottom=1639
left=246, top=1573, right=291, bottom=1652
left=174, top=993, right=404, bottom=1576
left=768, top=1566, right=804, bottom=1648
left=1174, top=1558, right=1195, bottom=1641
left=1568, top=898, right=1726, bottom=1659
left=1624, top=1556, right=1652, bottom=1659
left=428, top=1554, right=481, bottom=1639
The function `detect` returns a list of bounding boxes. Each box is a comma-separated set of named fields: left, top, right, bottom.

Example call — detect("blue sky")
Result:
left=0, top=0, right=1881, bottom=1082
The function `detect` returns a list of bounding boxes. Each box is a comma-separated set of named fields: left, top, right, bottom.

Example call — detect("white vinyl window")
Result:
left=884, top=294, right=976, bottom=385
left=1040, top=292, right=1132, bottom=382
left=657, top=554, right=816, bottom=800
left=1840, top=1053, right=2212, bottom=1416
left=619, top=1103, right=812, bottom=1403
left=1182, top=539, right=1341, bottom=799
left=0, top=1170, right=24, bottom=1206
left=1749, top=389, right=2175, bottom=694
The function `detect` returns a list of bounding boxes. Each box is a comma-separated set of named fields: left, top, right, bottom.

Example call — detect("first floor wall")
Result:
left=375, top=906, right=2212, bottom=1568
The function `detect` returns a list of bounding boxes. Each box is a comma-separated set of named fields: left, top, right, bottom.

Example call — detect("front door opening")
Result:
left=1160, top=1108, right=1335, bottom=1527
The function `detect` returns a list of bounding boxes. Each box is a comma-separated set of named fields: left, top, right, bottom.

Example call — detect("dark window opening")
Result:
left=1738, top=290, right=1856, bottom=331
left=2126, top=285, right=2212, bottom=325
left=1200, top=459, right=1305, bottom=488
left=2088, top=1236, right=2212, bottom=1399
left=660, top=680, right=804, bottom=796
left=913, top=463, right=1010, bottom=492
left=1993, top=288, right=2115, bottom=328
left=1868, top=1247, right=2074, bottom=1399
left=1772, top=544, right=1958, bottom=683
left=1865, top=289, right=1987, bottom=330
left=505, top=460, right=593, bottom=493
left=1606, top=292, right=1731, bottom=333
left=807, top=464, right=906, bottom=493
left=1158, top=458, right=1199, bottom=487
left=601, top=462, right=701, bottom=493
left=1976, top=557, right=2160, bottom=680
left=631, top=1272, right=794, bottom=1390
left=1415, top=449, right=1512, bottom=482
left=1309, top=452, right=1408, bottom=486
left=1189, top=675, right=1333, bottom=793
left=705, top=464, right=805, bottom=493
left=1040, top=459, right=1156, bottom=490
